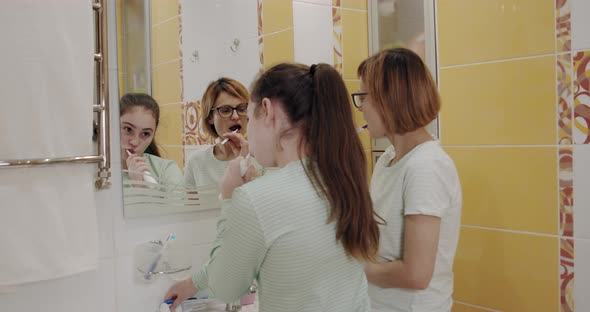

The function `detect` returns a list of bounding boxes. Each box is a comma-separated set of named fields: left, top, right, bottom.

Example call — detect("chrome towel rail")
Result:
left=0, top=0, right=112, bottom=190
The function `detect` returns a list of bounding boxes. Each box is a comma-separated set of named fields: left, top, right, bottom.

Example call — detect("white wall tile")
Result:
left=571, top=0, right=590, bottom=51
left=222, top=0, right=259, bottom=40
left=114, top=243, right=214, bottom=312
left=115, top=254, right=176, bottom=312
left=0, top=259, right=116, bottom=312
left=114, top=210, right=220, bottom=257
left=96, top=182, right=116, bottom=259
left=574, top=145, right=590, bottom=239
left=575, top=238, right=590, bottom=311
left=96, top=135, right=121, bottom=260
left=181, top=0, right=223, bottom=102
left=181, top=0, right=259, bottom=103
left=293, top=2, right=334, bottom=66
left=218, top=35, right=261, bottom=89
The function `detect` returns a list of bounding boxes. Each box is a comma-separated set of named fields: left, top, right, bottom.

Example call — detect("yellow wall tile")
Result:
left=344, top=80, right=371, bottom=150
left=262, top=0, right=293, bottom=35
left=364, top=149, right=373, bottom=181
left=437, top=0, right=555, bottom=66
left=153, top=60, right=182, bottom=104
left=343, top=79, right=372, bottom=178
left=342, top=10, right=368, bottom=79
left=454, top=227, right=558, bottom=311
left=151, top=17, right=180, bottom=65
left=440, top=56, right=556, bottom=145
left=344, top=80, right=360, bottom=96
left=156, top=103, right=183, bottom=146
left=451, top=302, right=490, bottom=312
left=445, top=147, right=558, bottom=234
left=158, top=145, right=184, bottom=169
left=263, top=30, right=294, bottom=69
left=151, top=0, right=179, bottom=25
left=342, top=0, right=367, bottom=10
left=118, top=71, right=124, bottom=96
left=357, top=116, right=370, bottom=149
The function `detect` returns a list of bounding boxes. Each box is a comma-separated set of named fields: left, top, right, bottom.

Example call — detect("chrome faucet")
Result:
left=225, top=284, right=257, bottom=311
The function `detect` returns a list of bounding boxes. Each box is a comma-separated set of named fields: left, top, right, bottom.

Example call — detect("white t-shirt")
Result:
left=368, top=141, right=462, bottom=312
left=184, top=145, right=228, bottom=192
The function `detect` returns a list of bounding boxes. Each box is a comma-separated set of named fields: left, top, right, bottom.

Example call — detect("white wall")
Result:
left=0, top=1, right=221, bottom=311
left=181, top=0, right=260, bottom=104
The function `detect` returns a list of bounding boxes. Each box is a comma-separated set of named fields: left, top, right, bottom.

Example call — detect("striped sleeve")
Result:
left=192, top=188, right=266, bottom=302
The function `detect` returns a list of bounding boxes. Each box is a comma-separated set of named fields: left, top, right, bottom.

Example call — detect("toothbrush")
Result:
left=145, top=233, right=175, bottom=280
left=126, top=150, right=158, bottom=184
left=220, top=129, right=239, bottom=145
left=163, top=297, right=210, bottom=305
left=161, top=297, right=214, bottom=312
left=356, top=124, right=368, bottom=133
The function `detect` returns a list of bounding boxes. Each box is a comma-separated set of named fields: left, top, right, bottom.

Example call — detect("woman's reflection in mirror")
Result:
left=184, top=78, right=250, bottom=192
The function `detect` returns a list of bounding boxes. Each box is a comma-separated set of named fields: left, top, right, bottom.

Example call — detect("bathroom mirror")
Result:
left=115, top=0, right=261, bottom=217
left=114, top=0, right=439, bottom=217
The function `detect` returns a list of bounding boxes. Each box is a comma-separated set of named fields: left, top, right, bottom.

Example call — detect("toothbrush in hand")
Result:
left=220, top=129, right=239, bottom=145
left=356, top=124, right=368, bottom=133
left=126, top=150, right=157, bottom=184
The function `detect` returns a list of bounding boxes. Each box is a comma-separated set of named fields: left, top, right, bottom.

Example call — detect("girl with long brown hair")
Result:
left=165, top=63, right=380, bottom=312
left=120, top=93, right=183, bottom=186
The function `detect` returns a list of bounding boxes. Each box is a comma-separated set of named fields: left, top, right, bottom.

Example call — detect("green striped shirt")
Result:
left=193, top=160, right=370, bottom=312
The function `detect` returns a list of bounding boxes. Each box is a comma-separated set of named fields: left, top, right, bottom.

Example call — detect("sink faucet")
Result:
left=225, top=284, right=257, bottom=311
left=225, top=302, right=241, bottom=311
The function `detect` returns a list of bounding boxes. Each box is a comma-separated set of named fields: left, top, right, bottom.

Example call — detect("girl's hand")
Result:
left=164, top=278, right=198, bottom=311
left=219, top=156, right=254, bottom=199
left=126, top=153, right=150, bottom=181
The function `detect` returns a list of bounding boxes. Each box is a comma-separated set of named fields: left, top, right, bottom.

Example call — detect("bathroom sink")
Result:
left=162, top=301, right=258, bottom=312
left=202, top=303, right=257, bottom=312
left=203, top=304, right=257, bottom=312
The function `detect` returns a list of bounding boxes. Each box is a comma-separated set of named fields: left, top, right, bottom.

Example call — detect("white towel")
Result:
left=0, top=1, right=98, bottom=286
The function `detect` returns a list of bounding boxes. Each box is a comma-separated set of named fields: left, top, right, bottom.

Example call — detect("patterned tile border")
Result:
left=560, top=238, right=575, bottom=312
left=556, top=0, right=572, bottom=53
left=332, top=1, right=343, bottom=74
left=559, top=147, right=574, bottom=236
left=559, top=147, right=574, bottom=311
left=556, top=2, right=575, bottom=308
left=573, top=51, right=590, bottom=144
left=257, top=0, right=264, bottom=69
left=558, top=53, right=573, bottom=144
left=183, top=101, right=215, bottom=147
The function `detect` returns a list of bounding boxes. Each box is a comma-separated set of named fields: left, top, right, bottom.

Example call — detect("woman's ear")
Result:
left=261, top=98, right=274, bottom=126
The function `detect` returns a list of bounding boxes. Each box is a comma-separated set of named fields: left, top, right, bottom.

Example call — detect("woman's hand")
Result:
left=126, top=153, right=150, bottom=181
left=220, top=157, right=246, bottom=199
left=164, top=278, right=198, bottom=311
left=221, top=132, right=249, bottom=158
